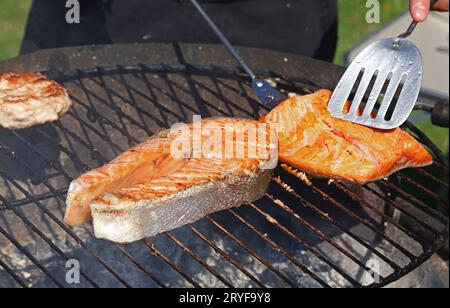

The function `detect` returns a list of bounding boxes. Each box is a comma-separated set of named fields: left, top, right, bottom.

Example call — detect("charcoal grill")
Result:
left=0, top=43, right=448, bottom=288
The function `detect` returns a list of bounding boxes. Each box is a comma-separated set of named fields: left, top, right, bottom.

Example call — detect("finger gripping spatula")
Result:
left=328, top=1, right=437, bottom=130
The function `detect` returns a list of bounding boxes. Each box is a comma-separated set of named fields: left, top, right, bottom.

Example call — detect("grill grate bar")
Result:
left=0, top=255, right=28, bottom=288
left=264, top=192, right=383, bottom=276
left=414, top=168, right=449, bottom=188
left=0, top=224, right=63, bottom=288
left=137, top=71, right=207, bottom=119
left=73, top=73, right=151, bottom=136
left=142, top=239, right=201, bottom=288
left=434, top=161, right=449, bottom=171
left=332, top=182, right=428, bottom=247
left=134, top=67, right=194, bottom=121
left=116, top=245, right=166, bottom=288
left=362, top=184, right=443, bottom=236
left=114, top=68, right=154, bottom=133
left=54, top=114, right=123, bottom=162
left=382, top=181, right=448, bottom=224
left=279, top=166, right=417, bottom=259
left=0, top=170, right=131, bottom=287
left=271, top=177, right=402, bottom=271
left=188, top=225, right=266, bottom=288
left=66, top=104, right=130, bottom=153
left=33, top=206, right=132, bottom=287
left=67, top=85, right=133, bottom=152
left=248, top=202, right=362, bottom=287
left=32, top=125, right=91, bottom=174
left=7, top=189, right=68, bottom=209
left=164, top=231, right=234, bottom=288
left=0, top=140, right=133, bottom=287
left=207, top=215, right=307, bottom=288
left=94, top=68, right=168, bottom=130
left=9, top=129, right=74, bottom=179
left=192, top=78, right=261, bottom=117
left=33, top=124, right=99, bottom=173
left=396, top=173, right=447, bottom=204
left=0, top=193, right=99, bottom=288
left=53, top=121, right=108, bottom=163
left=303, top=180, right=417, bottom=260
left=142, top=65, right=264, bottom=120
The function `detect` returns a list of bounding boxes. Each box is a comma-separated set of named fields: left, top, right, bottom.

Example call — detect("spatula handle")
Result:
left=190, top=0, right=256, bottom=81
left=399, top=0, right=440, bottom=38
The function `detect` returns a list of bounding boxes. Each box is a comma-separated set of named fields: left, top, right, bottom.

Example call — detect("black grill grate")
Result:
left=0, top=64, right=448, bottom=288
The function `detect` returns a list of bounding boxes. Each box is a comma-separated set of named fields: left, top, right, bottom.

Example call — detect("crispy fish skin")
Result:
left=92, top=167, right=271, bottom=243
left=0, top=72, right=72, bottom=129
left=65, top=118, right=276, bottom=242
left=261, top=89, right=433, bottom=184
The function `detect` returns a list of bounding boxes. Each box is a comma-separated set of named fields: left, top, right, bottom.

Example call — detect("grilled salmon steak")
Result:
left=260, top=90, right=433, bottom=184
left=65, top=118, right=277, bottom=243
left=0, top=72, right=72, bottom=129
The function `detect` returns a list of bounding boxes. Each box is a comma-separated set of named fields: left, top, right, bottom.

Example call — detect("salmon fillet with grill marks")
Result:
left=260, top=90, right=433, bottom=184
left=65, top=118, right=276, bottom=243
left=0, top=72, right=72, bottom=129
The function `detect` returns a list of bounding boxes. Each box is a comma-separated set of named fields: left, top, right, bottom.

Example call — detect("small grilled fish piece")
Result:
left=0, top=72, right=72, bottom=129
left=65, top=118, right=277, bottom=243
left=261, top=90, right=433, bottom=184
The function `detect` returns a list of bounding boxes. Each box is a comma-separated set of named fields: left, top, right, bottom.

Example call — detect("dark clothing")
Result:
left=21, top=0, right=338, bottom=61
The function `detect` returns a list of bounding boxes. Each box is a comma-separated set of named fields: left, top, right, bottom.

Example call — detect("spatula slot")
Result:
left=384, top=74, right=408, bottom=122
left=369, top=72, right=394, bottom=119
left=358, top=70, right=379, bottom=117
left=342, top=68, right=366, bottom=115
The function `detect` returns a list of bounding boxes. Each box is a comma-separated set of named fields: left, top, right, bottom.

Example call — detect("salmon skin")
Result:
left=65, top=118, right=277, bottom=243
left=260, top=90, right=433, bottom=184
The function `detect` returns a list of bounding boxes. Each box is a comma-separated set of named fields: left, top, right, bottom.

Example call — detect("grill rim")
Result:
left=0, top=44, right=448, bottom=288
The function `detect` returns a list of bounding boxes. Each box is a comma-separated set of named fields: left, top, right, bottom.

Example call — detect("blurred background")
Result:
left=0, top=0, right=448, bottom=153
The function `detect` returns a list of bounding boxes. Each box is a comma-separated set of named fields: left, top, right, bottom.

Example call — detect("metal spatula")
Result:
left=328, top=3, right=437, bottom=130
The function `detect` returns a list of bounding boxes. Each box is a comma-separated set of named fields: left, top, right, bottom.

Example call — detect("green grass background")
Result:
left=0, top=0, right=447, bottom=153
left=0, top=0, right=32, bottom=61
left=334, top=0, right=409, bottom=65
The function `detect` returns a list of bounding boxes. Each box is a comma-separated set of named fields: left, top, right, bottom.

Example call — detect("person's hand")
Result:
left=410, top=0, right=449, bottom=22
